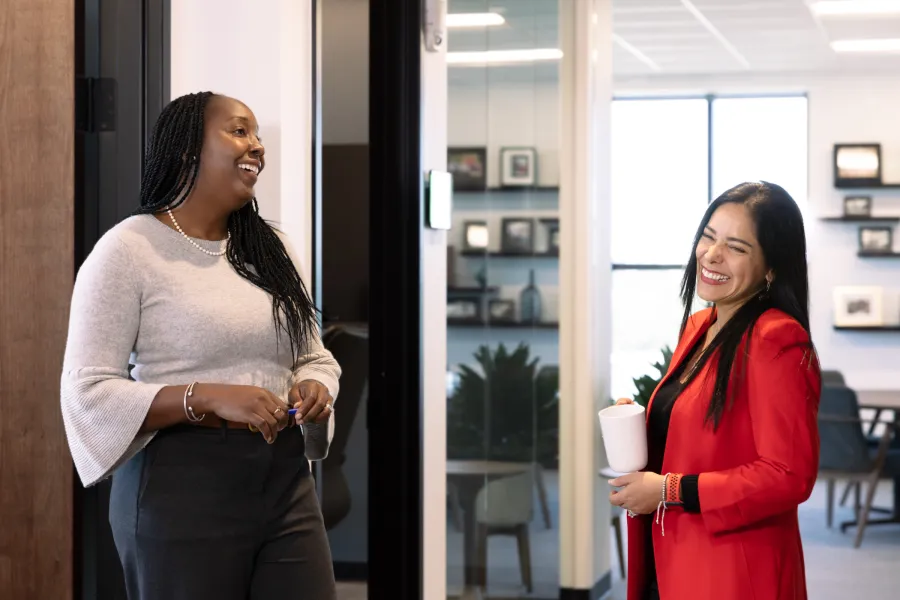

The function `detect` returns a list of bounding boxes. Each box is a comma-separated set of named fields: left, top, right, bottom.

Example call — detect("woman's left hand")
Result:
left=608, top=472, right=665, bottom=515
left=289, top=380, right=334, bottom=425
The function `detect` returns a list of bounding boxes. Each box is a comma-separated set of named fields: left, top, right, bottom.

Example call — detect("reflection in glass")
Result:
left=446, top=0, right=561, bottom=596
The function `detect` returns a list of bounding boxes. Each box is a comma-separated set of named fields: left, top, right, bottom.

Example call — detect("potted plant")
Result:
left=447, top=343, right=559, bottom=468
left=630, top=345, right=673, bottom=407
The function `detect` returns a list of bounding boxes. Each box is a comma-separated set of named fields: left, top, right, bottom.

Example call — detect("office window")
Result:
left=611, top=99, right=709, bottom=266
left=610, top=95, right=808, bottom=401
left=711, top=96, right=808, bottom=205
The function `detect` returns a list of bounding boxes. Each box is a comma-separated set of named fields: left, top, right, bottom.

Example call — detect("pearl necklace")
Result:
left=166, top=209, right=230, bottom=256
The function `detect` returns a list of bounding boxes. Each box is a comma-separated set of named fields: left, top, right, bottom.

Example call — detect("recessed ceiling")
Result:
left=446, top=0, right=900, bottom=83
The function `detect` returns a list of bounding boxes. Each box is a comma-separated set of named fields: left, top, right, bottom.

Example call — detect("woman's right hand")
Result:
left=198, top=384, right=290, bottom=444
left=614, top=397, right=635, bottom=406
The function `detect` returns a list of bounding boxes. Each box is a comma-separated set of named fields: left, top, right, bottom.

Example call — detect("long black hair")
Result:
left=678, top=181, right=816, bottom=429
left=135, top=91, right=318, bottom=366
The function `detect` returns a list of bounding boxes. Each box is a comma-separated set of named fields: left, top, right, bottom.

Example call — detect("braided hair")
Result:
left=135, top=92, right=318, bottom=367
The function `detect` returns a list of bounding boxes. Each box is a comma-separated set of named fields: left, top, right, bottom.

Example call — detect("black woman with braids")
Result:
left=60, top=92, right=341, bottom=599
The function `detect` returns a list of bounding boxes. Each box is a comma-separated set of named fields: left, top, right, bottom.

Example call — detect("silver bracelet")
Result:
left=183, top=381, right=205, bottom=422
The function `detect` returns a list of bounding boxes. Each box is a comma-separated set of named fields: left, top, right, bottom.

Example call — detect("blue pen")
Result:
left=249, top=408, right=300, bottom=432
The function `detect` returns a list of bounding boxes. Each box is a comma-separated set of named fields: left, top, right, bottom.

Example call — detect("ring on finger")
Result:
left=274, top=407, right=284, bottom=417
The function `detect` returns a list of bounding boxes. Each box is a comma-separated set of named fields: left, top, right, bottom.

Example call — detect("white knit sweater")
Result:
left=60, top=215, right=341, bottom=487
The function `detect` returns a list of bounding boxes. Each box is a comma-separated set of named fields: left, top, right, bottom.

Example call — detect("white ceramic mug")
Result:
left=597, top=403, right=648, bottom=474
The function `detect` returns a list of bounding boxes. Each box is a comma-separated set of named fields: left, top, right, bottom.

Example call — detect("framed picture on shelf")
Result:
left=447, top=298, right=481, bottom=322
left=447, top=147, right=487, bottom=191
left=499, top=147, right=538, bottom=188
left=833, top=286, right=884, bottom=327
left=843, top=195, right=872, bottom=217
left=462, top=221, right=489, bottom=251
left=488, top=299, right=516, bottom=323
left=500, top=218, right=535, bottom=254
left=859, top=226, right=893, bottom=254
left=546, top=225, right=560, bottom=255
left=834, top=143, right=881, bottom=188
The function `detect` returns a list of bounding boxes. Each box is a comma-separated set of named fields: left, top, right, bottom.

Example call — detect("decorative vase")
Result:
left=519, top=269, right=542, bottom=323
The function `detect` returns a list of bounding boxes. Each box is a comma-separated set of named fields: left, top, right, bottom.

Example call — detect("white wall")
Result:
left=170, top=0, right=314, bottom=274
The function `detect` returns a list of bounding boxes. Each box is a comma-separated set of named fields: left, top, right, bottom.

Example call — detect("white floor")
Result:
left=338, top=472, right=900, bottom=600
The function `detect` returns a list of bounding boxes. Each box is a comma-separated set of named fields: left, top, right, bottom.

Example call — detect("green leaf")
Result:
left=630, top=345, right=673, bottom=407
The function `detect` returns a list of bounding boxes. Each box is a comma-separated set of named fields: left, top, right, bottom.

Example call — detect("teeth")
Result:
left=239, top=164, right=259, bottom=175
left=702, top=267, right=729, bottom=281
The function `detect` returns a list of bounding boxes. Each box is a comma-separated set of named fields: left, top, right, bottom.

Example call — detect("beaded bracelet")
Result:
left=655, top=473, right=684, bottom=537
left=665, top=473, right=684, bottom=507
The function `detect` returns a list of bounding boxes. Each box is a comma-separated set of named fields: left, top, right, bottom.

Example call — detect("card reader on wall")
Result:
left=426, top=170, right=453, bottom=230
left=423, top=0, right=447, bottom=52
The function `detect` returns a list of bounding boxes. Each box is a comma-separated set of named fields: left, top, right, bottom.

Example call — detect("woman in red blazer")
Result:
left=608, top=181, right=821, bottom=600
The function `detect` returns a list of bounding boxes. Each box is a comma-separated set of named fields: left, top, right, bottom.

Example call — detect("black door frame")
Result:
left=74, top=1, right=170, bottom=598
left=368, top=0, right=424, bottom=597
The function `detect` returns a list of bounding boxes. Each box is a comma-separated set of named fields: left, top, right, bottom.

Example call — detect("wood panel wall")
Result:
left=0, top=1, right=74, bottom=598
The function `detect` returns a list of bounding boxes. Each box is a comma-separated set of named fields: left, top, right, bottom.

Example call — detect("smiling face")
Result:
left=194, top=96, right=265, bottom=212
left=695, top=202, right=772, bottom=309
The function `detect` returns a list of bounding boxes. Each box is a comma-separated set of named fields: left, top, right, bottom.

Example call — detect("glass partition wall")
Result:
left=445, top=1, right=562, bottom=598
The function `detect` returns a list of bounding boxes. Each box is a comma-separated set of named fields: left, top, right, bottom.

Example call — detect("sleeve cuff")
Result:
left=681, top=474, right=701, bottom=513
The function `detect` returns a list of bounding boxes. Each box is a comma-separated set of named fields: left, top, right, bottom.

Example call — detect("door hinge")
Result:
left=75, top=77, right=117, bottom=133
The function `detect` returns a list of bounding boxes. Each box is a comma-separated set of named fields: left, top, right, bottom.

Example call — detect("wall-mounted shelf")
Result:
left=455, top=186, right=559, bottom=194
left=448, top=319, right=559, bottom=330
left=821, top=216, right=900, bottom=223
left=460, top=250, right=558, bottom=258
left=858, top=251, right=900, bottom=258
left=835, top=183, right=900, bottom=190
left=447, top=286, right=498, bottom=294
left=834, top=325, right=900, bottom=331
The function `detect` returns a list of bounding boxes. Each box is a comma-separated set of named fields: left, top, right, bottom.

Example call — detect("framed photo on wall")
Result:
left=499, top=147, right=538, bottom=188
left=448, top=147, right=487, bottom=191
left=833, top=286, right=884, bottom=327
left=834, top=143, right=882, bottom=188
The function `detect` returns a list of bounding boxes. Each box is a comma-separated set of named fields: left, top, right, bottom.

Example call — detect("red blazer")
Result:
left=626, top=307, right=821, bottom=600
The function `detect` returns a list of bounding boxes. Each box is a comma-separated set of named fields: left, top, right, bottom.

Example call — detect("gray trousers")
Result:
left=109, top=424, right=336, bottom=600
